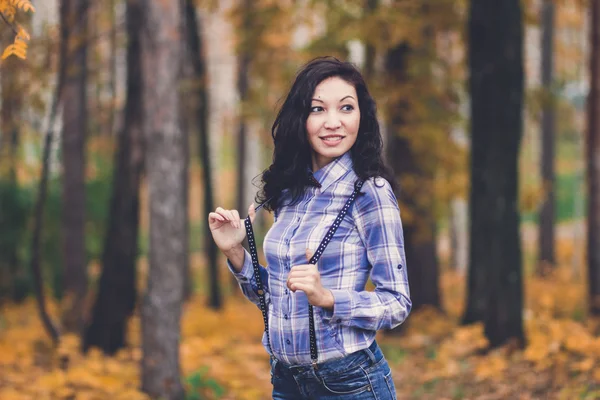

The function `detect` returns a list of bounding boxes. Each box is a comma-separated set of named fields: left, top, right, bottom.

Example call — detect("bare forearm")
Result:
left=223, top=245, right=245, bottom=273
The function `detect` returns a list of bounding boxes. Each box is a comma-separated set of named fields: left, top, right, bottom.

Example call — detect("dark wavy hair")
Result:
left=257, top=56, right=396, bottom=212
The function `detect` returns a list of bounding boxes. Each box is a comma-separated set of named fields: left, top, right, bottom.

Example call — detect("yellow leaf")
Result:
left=16, top=25, right=30, bottom=41
left=573, top=358, right=595, bottom=372
left=10, top=0, right=34, bottom=12
left=2, top=45, right=15, bottom=60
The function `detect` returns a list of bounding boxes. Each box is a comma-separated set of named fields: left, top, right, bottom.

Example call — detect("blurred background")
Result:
left=0, top=0, right=598, bottom=399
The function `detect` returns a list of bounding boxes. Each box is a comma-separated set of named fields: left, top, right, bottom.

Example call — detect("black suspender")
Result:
left=243, top=180, right=364, bottom=366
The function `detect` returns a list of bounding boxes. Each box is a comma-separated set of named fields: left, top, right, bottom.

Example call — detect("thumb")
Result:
left=248, top=202, right=256, bottom=224
left=306, top=248, right=315, bottom=263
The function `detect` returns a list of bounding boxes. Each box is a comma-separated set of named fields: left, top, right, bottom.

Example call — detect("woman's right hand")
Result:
left=208, top=203, right=256, bottom=253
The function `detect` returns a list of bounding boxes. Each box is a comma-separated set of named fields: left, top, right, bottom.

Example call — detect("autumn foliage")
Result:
left=0, top=0, right=34, bottom=59
left=0, top=264, right=599, bottom=399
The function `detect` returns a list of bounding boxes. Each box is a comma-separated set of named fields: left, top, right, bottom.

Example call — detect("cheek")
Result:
left=306, top=117, right=321, bottom=138
left=348, top=114, right=361, bottom=135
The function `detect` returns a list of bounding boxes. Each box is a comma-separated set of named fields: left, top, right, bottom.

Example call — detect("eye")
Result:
left=310, top=106, right=324, bottom=113
left=341, top=104, right=354, bottom=112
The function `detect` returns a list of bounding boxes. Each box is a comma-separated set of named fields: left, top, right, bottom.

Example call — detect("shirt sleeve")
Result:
left=321, top=177, right=412, bottom=331
left=227, top=248, right=270, bottom=307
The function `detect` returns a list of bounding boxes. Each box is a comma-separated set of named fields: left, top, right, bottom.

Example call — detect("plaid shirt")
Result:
left=228, top=152, right=411, bottom=365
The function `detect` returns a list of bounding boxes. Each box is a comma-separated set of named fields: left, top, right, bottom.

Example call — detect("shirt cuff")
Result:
left=226, top=248, right=254, bottom=283
left=321, top=289, right=353, bottom=324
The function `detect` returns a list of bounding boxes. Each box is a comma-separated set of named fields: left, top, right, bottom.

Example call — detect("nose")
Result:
left=324, top=111, right=341, bottom=130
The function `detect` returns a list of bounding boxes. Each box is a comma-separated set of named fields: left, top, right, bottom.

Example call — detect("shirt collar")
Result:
left=307, top=152, right=353, bottom=192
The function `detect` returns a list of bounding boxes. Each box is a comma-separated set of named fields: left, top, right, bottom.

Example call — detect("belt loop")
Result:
left=364, top=342, right=377, bottom=365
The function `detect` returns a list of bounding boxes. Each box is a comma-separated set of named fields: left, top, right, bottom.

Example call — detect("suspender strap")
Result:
left=245, top=179, right=364, bottom=364
left=244, top=217, right=272, bottom=354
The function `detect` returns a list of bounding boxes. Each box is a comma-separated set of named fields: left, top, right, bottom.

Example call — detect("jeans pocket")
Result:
left=319, top=366, right=372, bottom=395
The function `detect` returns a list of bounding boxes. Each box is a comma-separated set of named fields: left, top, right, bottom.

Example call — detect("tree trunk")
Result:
left=463, top=0, right=525, bottom=349
left=538, top=0, right=556, bottom=274
left=363, top=0, right=378, bottom=82
left=184, top=0, right=219, bottom=307
left=384, top=43, right=441, bottom=316
left=83, top=0, right=144, bottom=355
left=587, top=0, right=600, bottom=317
left=140, top=0, right=186, bottom=397
left=60, top=0, right=90, bottom=334
left=107, top=0, right=118, bottom=137
left=231, top=0, right=253, bottom=297
left=0, top=29, right=25, bottom=301
left=28, top=22, right=70, bottom=344
left=449, top=197, right=469, bottom=273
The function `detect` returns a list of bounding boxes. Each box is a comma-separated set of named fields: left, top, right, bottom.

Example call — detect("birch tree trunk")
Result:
left=538, top=0, right=556, bottom=274
left=140, top=0, right=186, bottom=397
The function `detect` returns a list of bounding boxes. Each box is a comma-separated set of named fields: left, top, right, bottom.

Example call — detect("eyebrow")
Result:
left=311, top=95, right=356, bottom=103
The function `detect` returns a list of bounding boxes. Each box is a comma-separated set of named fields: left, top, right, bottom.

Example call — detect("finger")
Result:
left=290, top=265, right=317, bottom=274
left=290, top=282, right=312, bottom=294
left=208, top=212, right=226, bottom=224
left=306, top=248, right=315, bottom=262
left=215, top=207, right=233, bottom=221
left=231, top=209, right=241, bottom=229
left=220, top=209, right=237, bottom=227
left=288, top=276, right=315, bottom=290
left=248, top=202, right=256, bottom=224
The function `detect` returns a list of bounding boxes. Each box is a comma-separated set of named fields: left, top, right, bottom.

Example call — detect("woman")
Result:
left=208, top=57, right=411, bottom=399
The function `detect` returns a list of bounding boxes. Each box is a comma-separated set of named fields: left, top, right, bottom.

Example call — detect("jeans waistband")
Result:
left=273, top=340, right=379, bottom=374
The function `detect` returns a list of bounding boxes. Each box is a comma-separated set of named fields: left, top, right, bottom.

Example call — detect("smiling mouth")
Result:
left=320, top=136, right=345, bottom=142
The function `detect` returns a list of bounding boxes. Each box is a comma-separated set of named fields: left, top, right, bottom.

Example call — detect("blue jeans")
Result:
left=270, top=341, right=397, bottom=399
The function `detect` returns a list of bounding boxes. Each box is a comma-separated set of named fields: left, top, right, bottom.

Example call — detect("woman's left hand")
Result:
left=286, top=249, right=334, bottom=309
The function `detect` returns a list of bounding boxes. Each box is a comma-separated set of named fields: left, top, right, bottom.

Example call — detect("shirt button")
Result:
left=397, top=264, right=403, bottom=270
left=284, top=314, right=288, bottom=320
left=284, top=289, right=288, bottom=295
left=286, top=339, right=291, bottom=345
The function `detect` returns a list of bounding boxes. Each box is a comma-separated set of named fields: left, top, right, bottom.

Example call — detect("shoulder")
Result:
left=356, top=177, right=398, bottom=209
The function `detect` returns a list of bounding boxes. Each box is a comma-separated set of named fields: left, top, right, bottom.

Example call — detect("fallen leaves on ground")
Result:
left=0, top=266, right=599, bottom=399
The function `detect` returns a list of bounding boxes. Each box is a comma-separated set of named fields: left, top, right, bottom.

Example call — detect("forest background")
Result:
left=1, top=0, right=599, bottom=399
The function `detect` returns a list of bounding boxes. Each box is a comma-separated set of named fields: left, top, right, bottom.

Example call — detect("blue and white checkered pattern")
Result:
left=228, top=152, right=411, bottom=366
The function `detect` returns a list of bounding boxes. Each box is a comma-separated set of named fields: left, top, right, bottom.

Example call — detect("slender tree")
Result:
left=27, top=4, right=72, bottom=343
left=83, top=0, right=145, bottom=355
left=587, top=0, right=600, bottom=317
left=538, top=0, right=556, bottom=274
left=0, top=27, right=24, bottom=301
left=184, top=0, right=219, bottom=306
left=231, top=0, right=253, bottom=296
left=462, top=0, right=525, bottom=348
left=140, top=0, right=186, bottom=396
left=60, top=0, right=90, bottom=334
left=385, top=42, right=441, bottom=315
left=107, top=0, right=118, bottom=137
left=363, top=0, right=378, bottom=83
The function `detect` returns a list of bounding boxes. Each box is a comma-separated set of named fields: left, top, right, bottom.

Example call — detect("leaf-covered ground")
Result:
left=1, top=265, right=600, bottom=399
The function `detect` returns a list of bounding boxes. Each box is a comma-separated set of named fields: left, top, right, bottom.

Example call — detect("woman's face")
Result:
left=306, top=77, right=360, bottom=172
